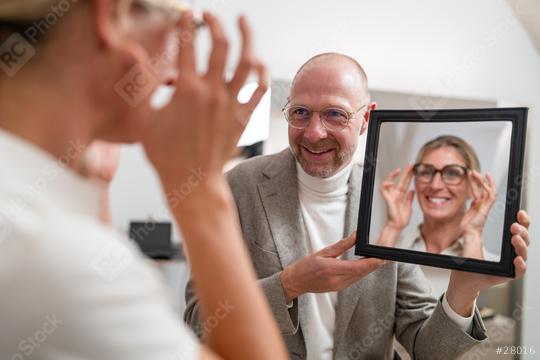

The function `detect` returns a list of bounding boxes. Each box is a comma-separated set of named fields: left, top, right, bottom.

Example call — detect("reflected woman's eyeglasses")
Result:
left=412, top=163, right=469, bottom=185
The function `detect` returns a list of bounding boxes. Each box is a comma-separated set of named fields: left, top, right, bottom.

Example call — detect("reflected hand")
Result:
left=280, top=232, right=386, bottom=303
left=379, top=165, right=415, bottom=231
left=447, top=210, right=530, bottom=316
left=461, top=171, right=497, bottom=240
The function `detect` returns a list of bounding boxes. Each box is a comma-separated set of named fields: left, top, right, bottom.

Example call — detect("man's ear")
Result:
left=359, top=102, right=377, bottom=135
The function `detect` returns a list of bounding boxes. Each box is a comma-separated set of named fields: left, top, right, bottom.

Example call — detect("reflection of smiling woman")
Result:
left=378, top=135, right=500, bottom=263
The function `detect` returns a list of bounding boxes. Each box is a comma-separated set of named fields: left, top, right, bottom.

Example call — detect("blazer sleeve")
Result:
left=184, top=272, right=300, bottom=339
left=183, top=277, right=205, bottom=340
left=394, top=262, right=488, bottom=359
left=259, top=272, right=300, bottom=335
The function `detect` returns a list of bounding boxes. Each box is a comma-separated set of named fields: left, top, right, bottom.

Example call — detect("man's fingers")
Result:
left=517, top=210, right=531, bottom=229
left=514, top=256, right=527, bottom=278
left=511, top=222, right=530, bottom=246
left=334, top=257, right=387, bottom=277
left=512, top=235, right=528, bottom=261
left=204, top=12, right=229, bottom=80
left=177, top=10, right=196, bottom=75
left=318, top=232, right=357, bottom=258
left=229, top=15, right=255, bottom=96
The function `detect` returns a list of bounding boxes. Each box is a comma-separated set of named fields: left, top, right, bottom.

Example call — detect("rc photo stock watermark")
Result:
left=90, top=240, right=135, bottom=282
left=9, top=314, right=62, bottom=360
left=114, top=28, right=194, bottom=107
left=0, top=0, right=80, bottom=76
left=0, top=212, right=14, bottom=245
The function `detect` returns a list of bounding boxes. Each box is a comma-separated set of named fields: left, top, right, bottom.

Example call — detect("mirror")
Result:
left=355, top=108, right=528, bottom=277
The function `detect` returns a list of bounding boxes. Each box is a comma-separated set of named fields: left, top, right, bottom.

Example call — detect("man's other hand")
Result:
left=280, top=232, right=386, bottom=303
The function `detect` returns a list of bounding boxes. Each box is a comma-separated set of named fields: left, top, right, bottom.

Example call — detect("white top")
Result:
left=297, top=161, right=353, bottom=360
left=394, top=226, right=480, bottom=333
left=397, top=225, right=500, bottom=296
left=0, top=130, right=199, bottom=360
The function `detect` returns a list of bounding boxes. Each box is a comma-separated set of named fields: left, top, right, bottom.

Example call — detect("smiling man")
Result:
left=184, top=53, right=531, bottom=360
left=285, top=56, right=370, bottom=178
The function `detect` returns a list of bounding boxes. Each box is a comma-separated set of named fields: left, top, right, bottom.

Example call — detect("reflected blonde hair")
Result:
left=416, top=135, right=480, bottom=171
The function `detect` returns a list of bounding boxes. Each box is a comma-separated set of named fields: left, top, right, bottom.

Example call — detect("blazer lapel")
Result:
left=257, top=149, right=309, bottom=269
left=334, top=163, right=364, bottom=349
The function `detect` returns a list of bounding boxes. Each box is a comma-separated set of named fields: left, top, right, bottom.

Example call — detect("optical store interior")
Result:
left=1, top=0, right=539, bottom=359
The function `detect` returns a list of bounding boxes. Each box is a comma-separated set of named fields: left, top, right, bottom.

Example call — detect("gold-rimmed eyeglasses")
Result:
left=282, top=102, right=369, bottom=131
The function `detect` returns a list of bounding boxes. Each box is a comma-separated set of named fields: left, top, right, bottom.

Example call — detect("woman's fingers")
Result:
left=204, top=12, right=229, bottom=80
left=384, top=168, right=401, bottom=183
left=397, top=164, right=413, bottom=192
left=177, top=10, right=197, bottom=76
left=381, top=168, right=401, bottom=193
left=468, top=170, right=484, bottom=200
left=405, top=190, right=415, bottom=208
left=486, top=172, right=496, bottom=190
left=482, top=172, right=497, bottom=200
left=229, top=15, right=255, bottom=97
left=240, top=61, right=268, bottom=121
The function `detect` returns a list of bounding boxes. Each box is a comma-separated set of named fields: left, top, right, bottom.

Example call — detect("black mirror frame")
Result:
left=355, top=107, right=528, bottom=278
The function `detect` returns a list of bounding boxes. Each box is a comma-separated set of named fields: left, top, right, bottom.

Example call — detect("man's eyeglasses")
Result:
left=282, top=102, right=368, bottom=131
left=412, top=163, right=469, bottom=185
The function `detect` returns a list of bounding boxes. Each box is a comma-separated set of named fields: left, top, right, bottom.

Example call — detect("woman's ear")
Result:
left=92, top=0, right=144, bottom=66
left=359, top=102, right=376, bottom=135
left=94, top=0, right=121, bottom=49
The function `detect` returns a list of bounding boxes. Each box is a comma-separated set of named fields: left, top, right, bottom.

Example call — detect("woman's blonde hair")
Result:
left=416, top=135, right=481, bottom=171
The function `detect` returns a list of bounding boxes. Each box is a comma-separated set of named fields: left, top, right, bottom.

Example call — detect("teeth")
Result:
left=428, top=197, right=449, bottom=204
left=306, top=148, right=329, bottom=154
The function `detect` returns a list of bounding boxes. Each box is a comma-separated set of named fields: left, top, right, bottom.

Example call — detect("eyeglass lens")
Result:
left=414, top=164, right=467, bottom=185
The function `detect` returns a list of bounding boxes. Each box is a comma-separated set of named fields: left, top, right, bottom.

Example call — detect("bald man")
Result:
left=184, top=53, right=530, bottom=359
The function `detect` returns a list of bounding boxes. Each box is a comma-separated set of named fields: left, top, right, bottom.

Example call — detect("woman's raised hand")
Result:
left=143, top=12, right=267, bottom=190
left=460, top=171, right=497, bottom=259
left=379, top=164, right=415, bottom=231
left=461, top=171, right=497, bottom=238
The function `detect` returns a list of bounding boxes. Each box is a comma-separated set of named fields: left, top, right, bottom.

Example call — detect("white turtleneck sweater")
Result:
left=295, top=160, right=473, bottom=359
left=296, top=161, right=353, bottom=360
